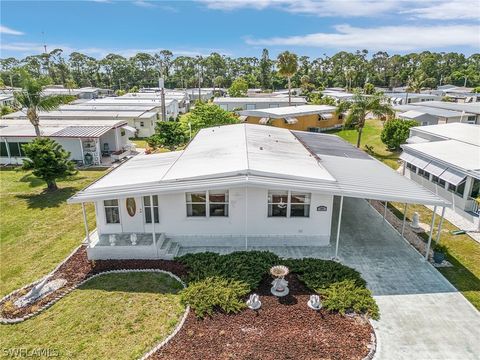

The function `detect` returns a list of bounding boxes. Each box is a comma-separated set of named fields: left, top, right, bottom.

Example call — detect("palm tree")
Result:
left=14, top=75, right=67, bottom=137
left=336, top=91, right=394, bottom=148
left=277, top=51, right=298, bottom=105
left=406, top=75, right=426, bottom=93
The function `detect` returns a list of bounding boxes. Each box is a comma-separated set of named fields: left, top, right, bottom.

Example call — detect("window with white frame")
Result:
left=143, top=195, right=159, bottom=223
left=268, top=191, right=289, bottom=217
left=186, top=190, right=229, bottom=217
left=290, top=192, right=311, bottom=217
left=104, top=199, right=120, bottom=224
left=209, top=190, right=229, bottom=216
left=268, top=190, right=311, bottom=217
left=186, top=192, right=207, bottom=217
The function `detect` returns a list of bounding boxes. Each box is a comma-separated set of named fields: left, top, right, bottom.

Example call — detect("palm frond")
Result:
left=37, top=95, right=66, bottom=112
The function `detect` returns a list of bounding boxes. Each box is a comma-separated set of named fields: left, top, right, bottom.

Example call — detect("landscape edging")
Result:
left=0, top=268, right=187, bottom=325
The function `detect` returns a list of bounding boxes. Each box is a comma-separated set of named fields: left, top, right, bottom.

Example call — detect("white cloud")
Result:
left=245, top=24, right=480, bottom=51
left=200, top=0, right=480, bottom=20
left=200, top=0, right=400, bottom=17
left=132, top=0, right=156, bottom=8
left=401, top=1, right=480, bottom=20
left=0, top=42, right=229, bottom=58
left=0, top=25, right=24, bottom=35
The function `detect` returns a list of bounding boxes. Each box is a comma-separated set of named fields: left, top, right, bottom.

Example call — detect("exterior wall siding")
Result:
left=95, top=186, right=334, bottom=247
left=245, top=114, right=342, bottom=132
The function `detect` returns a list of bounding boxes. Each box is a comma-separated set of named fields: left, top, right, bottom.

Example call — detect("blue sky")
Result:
left=1, top=0, right=479, bottom=59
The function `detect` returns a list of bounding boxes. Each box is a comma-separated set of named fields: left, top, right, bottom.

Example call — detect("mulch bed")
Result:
left=152, top=274, right=373, bottom=360
left=0, top=245, right=187, bottom=319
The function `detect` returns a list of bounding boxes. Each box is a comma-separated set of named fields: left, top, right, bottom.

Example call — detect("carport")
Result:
left=292, top=131, right=450, bottom=260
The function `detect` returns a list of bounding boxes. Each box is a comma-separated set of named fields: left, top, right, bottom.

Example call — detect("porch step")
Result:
left=165, top=242, right=180, bottom=260
left=156, top=235, right=179, bottom=259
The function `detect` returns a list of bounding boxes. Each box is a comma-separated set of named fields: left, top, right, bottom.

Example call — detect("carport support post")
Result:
left=401, top=203, right=408, bottom=238
left=435, top=206, right=446, bottom=244
left=81, top=203, right=90, bottom=246
left=334, top=196, right=344, bottom=261
left=425, top=205, right=437, bottom=261
left=151, top=195, right=157, bottom=252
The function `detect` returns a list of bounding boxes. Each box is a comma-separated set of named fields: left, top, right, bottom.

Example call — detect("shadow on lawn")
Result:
left=15, top=186, right=78, bottom=209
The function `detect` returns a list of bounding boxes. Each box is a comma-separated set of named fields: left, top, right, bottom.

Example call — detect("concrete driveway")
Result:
left=332, top=197, right=480, bottom=360
left=179, top=197, right=480, bottom=359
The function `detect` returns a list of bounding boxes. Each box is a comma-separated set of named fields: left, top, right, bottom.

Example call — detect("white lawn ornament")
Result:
left=410, top=212, right=421, bottom=229
left=246, top=293, right=262, bottom=310
left=130, top=233, right=137, bottom=246
left=109, top=234, right=117, bottom=246
left=307, top=294, right=322, bottom=310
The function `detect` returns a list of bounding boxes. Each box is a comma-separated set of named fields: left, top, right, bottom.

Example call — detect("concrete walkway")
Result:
left=178, top=197, right=480, bottom=360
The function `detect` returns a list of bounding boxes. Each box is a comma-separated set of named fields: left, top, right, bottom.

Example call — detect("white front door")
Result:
left=121, top=197, right=145, bottom=233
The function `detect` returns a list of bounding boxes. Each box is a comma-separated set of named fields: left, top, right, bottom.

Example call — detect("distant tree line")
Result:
left=1, top=49, right=479, bottom=92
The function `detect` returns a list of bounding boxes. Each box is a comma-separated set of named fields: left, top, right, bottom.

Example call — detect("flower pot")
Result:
left=433, top=251, right=445, bottom=264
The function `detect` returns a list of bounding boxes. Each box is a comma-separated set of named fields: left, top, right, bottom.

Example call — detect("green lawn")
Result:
left=0, top=168, right=106, bottom=297
left=2, top=272, right=185, bottom=359
left=388, top=202, right=480, bottom=309
left=132, top=138, right=148, bottom=150
left=327, top=119, right=400, bottom=169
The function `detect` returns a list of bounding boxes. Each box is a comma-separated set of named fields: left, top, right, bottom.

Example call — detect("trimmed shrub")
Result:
left=285, top=258, right=366, bottom=290
left=176, top=251, right=280, bottom=290
left=180, top=277, right=249, bottom=318
left=318, top=280, right=379, bottom=320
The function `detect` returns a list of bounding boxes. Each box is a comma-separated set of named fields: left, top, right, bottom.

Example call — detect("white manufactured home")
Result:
left=0, top=119, right=135, bottom=166
left=401, top=123, right=480, bottom=223
left=69, top=124, right=448, bottom=260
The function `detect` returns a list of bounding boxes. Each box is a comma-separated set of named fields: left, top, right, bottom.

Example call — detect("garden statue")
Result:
left=109, top=234, right=117, bottom=246
left=410, top=212, right=420, bottom=229
left=246, top=293, right=262, bottom=310
left=14, top=275, right=67, bottom=308
left=270, top=265, right=290, bottom=297
left=307, top=294, right=322, bottom=310
left=130, top=233, right=137, bottom=246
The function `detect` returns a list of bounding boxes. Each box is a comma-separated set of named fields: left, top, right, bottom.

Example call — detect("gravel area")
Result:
left=153, top=274, right=373, bottom=360
left=369, top=200, right=433, bottom=259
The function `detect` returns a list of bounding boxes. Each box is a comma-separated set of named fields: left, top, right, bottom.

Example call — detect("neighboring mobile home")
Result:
left=0, top=118, right=135, bottom=166
left=401, top=123, right=480, bottom=221
left=213, top=96, right=307, bottom=111
left=238, top=105, right=342, bottom=132
left=68, top=124, right=447, bottom=260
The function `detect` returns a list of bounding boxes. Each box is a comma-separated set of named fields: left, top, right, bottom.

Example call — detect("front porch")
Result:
left=86, top=230, right=180, bottom=260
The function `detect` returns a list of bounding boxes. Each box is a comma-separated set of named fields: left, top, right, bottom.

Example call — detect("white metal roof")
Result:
left=239, top=105, right=335, bottom=118
left=402, top=140, right=480, bottom=175
left=411, top=123, right=480, bottom=146
left=213, top=97, right=307, bottom=104
left=69, top=124, right=448, bottom=206
left=2, top=109, right=157, bottom=120
left=161, top=124, right=335, bottom=182
left=88, top=152, right=183, bottom=190
left=0, top=118, right=126, bottom=128
left=0, top=125, right=60, bottom=137
left=86, top=98, right=176, bottom=106
left=398, top=110, right=429, bottom=120
left=412, top=101, right=480, bottom=115
left=293, top=131, right=448, bottom=206
left=60, top=104, right=160, bottom=112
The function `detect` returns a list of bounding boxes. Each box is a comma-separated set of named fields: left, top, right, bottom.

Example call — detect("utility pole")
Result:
left=197, top=59, right=202, bottom=102
left=159, top=77, right=167, bottom=122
